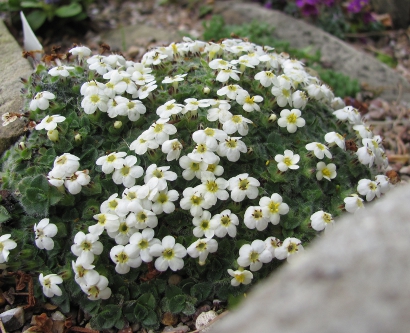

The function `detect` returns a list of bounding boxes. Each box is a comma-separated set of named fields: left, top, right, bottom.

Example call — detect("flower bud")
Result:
left=268, top=114, right=277, bottom=123
left=18, top=142, right=26, bottom=150
left=203, top=86, right=210, bottom=94
left=114, top=121, right=122, bottom=129
left=74, top=133, right=82, bottom=142
left=47, top=129, right=59, bottom=142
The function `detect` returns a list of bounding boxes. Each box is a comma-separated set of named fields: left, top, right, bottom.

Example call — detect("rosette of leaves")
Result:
left=0, top=37, right=388, bottom=330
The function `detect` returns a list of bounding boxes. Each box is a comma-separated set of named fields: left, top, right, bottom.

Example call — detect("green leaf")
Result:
left=25, top=188, right=47, bottom=202
left=190, top=282, right=213, bottom=301
left=30, top=174, right=49, bottom=192
left=0, top=206, right=11, bottom=223
left=137, top=293, right=156, bottom=310
left=55, top=3, right=82, bottom=18
left=21, top=1, right=43, bottom=8
left=133, top=303, right=148, bottom=321
left=26, top=10, right=47, bottom=31
left=169, top=295, right=186, bottom=314
left=90, top=304, right=122, bottom=329
left=141, top=309, right=158, bottom=327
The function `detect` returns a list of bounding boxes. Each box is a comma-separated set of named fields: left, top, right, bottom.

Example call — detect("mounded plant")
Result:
left=0, top=37, right=396, bottom=330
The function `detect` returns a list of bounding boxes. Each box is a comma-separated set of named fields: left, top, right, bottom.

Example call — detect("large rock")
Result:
left=213, top=183, right=410, bottom=333
left=0, top=19, right=32, bottom=156
left=213, top=1, right=410, bottom=103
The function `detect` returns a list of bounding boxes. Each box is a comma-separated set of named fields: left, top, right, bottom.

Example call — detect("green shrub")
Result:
left=0, top=37, right=393, bottom=330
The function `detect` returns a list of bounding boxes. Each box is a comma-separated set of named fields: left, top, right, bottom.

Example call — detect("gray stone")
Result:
left=0, top=307, right=25, bottom=331
left=99, top=24, right=181, bottom=52
left=213, top=183, right=410, bottom=333
left=213, top=1, right=410, bottom=103
left=0, top=19, right=32, bottom=156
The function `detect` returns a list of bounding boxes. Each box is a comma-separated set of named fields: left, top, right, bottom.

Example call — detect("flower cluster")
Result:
left=0, top=36, right=397, bottom=329
left=47, top=153, right=91, bottom=195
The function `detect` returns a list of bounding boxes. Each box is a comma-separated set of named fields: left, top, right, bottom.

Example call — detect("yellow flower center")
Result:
left=206, top=180, right=218, bottom=193
left=90, top=95, right=100, bottom=103
left=139, top=239, right=149, bottom=249
left=206, top=164, right=216, bottom=172
left=287, top=242, right=298, bottom=253
left=268, top=202, right=280, bottom=214
left=220, top=216, right=231, bottom=226
left=157, top=193, right=168, bottom=204
left=81, top=241, right=92, bottom=251
left=238, top=179, right=249, bottom=190
left=191, top=195, right=203, bottom=206
left=282, top=89, right=290, bottom=98
left=204, top=128, right=215, bottom=136
left=249, top=251, right=259, bottom=262
left=196, top=242, right=207, bottom=251
left=226, top=139, right=237, bottom=148
left=108, top=200, right=118, bottom=209
left=153, top=123, right=164, bottom=133
left=107, top=155, right=116, bottom=162
left=116, top=251, right=128, bottom=263
left=119, top=222, right=129, bottom=234
left=127, top=102, right=135, bottom=109
left=245, top=96, right=255, bottom=104
left=322, top=168, right=331, bottom=178
left=232, top=115, right=242, bottom=124
left=235, top=273, right=245, bottom=283
left=197, top=144, right=207, bottom=153
left=317, top=143, right=325, bottom=150
left=162, top=249, right=174, bottom=260
left=152, top=169, right=163, bottom=178
left=137, top=212, right=147, bottom=223
left=120, top=166, right=130, bottom=176
left=283, top=157, right=293, bottom=166
left=287, top=113, right=297, bottom=124
left=200, top=220, right=210, bottom=230
left=252, top=209, right=263, bottom=220
left=323, top=213, right=332, bottom=223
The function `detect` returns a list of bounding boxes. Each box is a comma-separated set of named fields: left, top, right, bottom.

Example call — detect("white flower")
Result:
left=107, top=218, right=138, bottom=245
left=64, top=170, right=91, bottom=195
left=187, top=237, right=218, bottom=265
left=375, top=175, right=393, bottom=194
left=205, top=158, right=224, bottom=177
left=134, top=81, right=157, bottom=99
left=71, top=232, right=103, bottom=262
left=228, top=173, right=260, bottom=202
left=89, top=213, right=121, bottom=235
left=30, top=91, right=55, bottom=111
left=275, top=150, right=300, bottom=172
left=151, top=188, right=179, bottom=214
left=277, top=109, right=305, bottom=133
left=344, top=194, right=365, bottom=213
left=209, top=58, right=230, bottom=70
left=209, top=209, right=239, bottom=238
left=259, top=193, right=289, bottom=225
left=161, top=139, right=183, bottom=161
left=192, top=211, right=215, bottom=238
left=196, top=172, right=229, bottom=206
left=275, top=237, right=304, bottom=262
left=145, top=118, right=177, bottom=145
left=127, top=205, right=158, bottom=230
left=180, top=187, right=212, bottom=217
left=325, top=132, right=345, bottom=150
left=88, top=56, right=112, bottom=75
left=357, top=179, right=381, bottom=201
left=216, top=67, right=241, bottom=83
left=188, top=141, right=219, bottom=165
left=72, top=257, right=99, bottom=285
left=156, top=99, right=183, bottom=118
left=264, top=236, right=281, bottom=258
left=271, top=80, right=293, bottom=107
left=244, top=206, right=269, bottom=231
left=81, top=92, right=109, bottom=114
left=96, top=152, right=127, bottom=174
left=236, top=93, right=263, bottom=112
left=69, top=46, right=92, bottom=60
left=110, top=244, right=142, bottom=274
left=237, top=240, right=272, bottom=271
left=222, top=114, right=253, bottom=136
left=130, top=131, right=159, bottom=155
left=149, top=236, right=187, bottom=272
left=80, top=274, right=112, bottom=300
left=305, top=142, right=332, bottom=159
left=179, top=155, right=207, bottom=181
left=310, top=210, right=334, bottom=231
left=39, top=273, right=63, bottom=298
left=217, top=137, right=247, bottom=162
left=35, top=115, right=66, bottom=131
left=227, top=269, right=253, bottom=286
left=353, top=123, right=373, bottom=139
left=80, top=80, right=105, bottom=96
left=34, top=218, right=58, bottom=250
left=217, top=84, right=245, bottom=100
left=192, top=128, right=227, bottom=151
left=0, top=234, right=17, bottom=263
left=206, top=100, right=232, bottom=123
left=129, top=228, right=161, bottom=263
left=162, top=74, right=187, bottom=85
left=356, top=146, right=375, bottom=167
left=112, top=156, right=144, bottom=188
left=291, top=90, right=308, bottom=109
left=254, top=70, right=277, bottom=87
left=100, top=193, right=129, bottom=217
left=48, top=65, right=74, bottom=77
left=182, top=98, right=211, bottom=113
left=316, top=162, right=337, bottom=181
left=144, top=164, right=177, bottom=193
left=333, top=106, right=361, bottom=125
left=52, top=153, right=80, bottom=177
